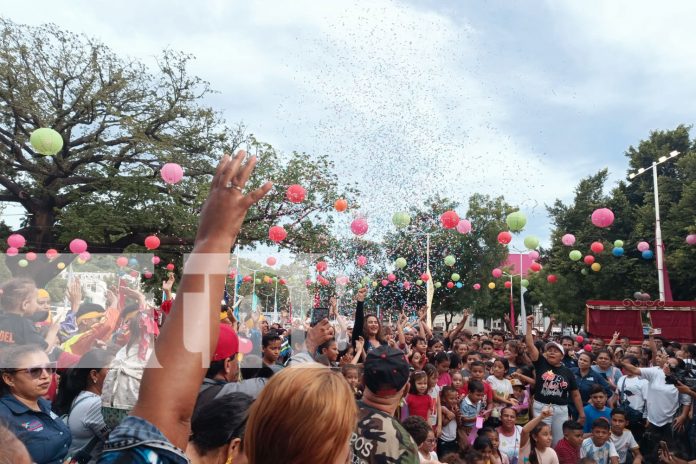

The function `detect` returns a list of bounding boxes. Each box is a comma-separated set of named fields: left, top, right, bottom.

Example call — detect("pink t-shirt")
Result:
left=438, top=371, right=452, bottom=387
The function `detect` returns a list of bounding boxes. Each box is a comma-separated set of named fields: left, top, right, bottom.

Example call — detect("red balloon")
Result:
left=116, top=256, right=129, bottom=267
left=547, top=274, right=557, bottom=283
left=144, top=235, right=160, bottom=250
left=279, top=278, right=287, bottom=285
left=576, top=335, right=584, bottom=343
left=166, top=263, right=175, bottom=271
left=334, top=198, right=348, bottom=212
left=381, top=279, right=389, bottom=286
left=583, top=255, right=595, bottom=265
left=45, top=249, right=59, bottom=260
left=269, top=225, right=288, bottom=243
left=144, top=271, right=153, bottom=279
left=356, top=255, right=368, bottom=267
left=243, top=275, right=253, bottom=283
left=238, top=337, right=253, bottom=354
left=420, top=273, right=430, bottom=282
left=152, top=256, right=161, bottom=265
left=286, top=184, right=306, bottom=203
left=497, top=231, right=512, bottom=245
left=266, top=257, right=277, bottom=266
left=529, top=262, right=542, bottom=272
left=590, top=241, right=604, bottom=254
left=316, top=261, right=328, bottom=273
left=440, top=210, right=460, bottom=229
left=473, top=283, right=481, bottom=290
left=584, top=344, right=593, bottom=352
left=388, top=273, right=396, bottom=282
left=351, top=218, right=369, bottom=236
left=447, top=281, right=455, bottom=288
left=130, top=270, right=139, bottom=278
left=504, top=281, right=512, bottom=288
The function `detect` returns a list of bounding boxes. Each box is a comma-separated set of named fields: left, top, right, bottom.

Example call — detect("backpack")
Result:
left=618, top=377, right=645, bottom=424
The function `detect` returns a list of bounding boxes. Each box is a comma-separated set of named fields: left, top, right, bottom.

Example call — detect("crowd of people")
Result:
left=1, top=151, right=695, bottom=464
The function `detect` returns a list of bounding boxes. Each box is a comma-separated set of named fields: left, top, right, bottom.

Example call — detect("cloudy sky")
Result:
left=3, top=0, right=696, bottom=250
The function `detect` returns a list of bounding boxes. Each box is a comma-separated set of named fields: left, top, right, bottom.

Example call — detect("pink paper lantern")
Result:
left=160, top=163, right=184, bottom=185
left=591, top=208, right=615, bottom=228
left=6, top=234, right=26, bottom=249
left=381, top=279, right=389, bottom=287
left=528, top=250, right=540, bottom=260
left=561, top=234, right=576, bottom=246
left=69, top=239, right=88, bottom=254
left=388, top=273, right=396, bottom=282
left=45, top=249, right=58, bottom=260
left=637, top=241, right=650, bottom=252
left=316, top=261, right=328, bottom=273
left=269, top=225, right=288, bottom=243
left=686, top=234, right=696, bottom=245
left=492, top=268, right=503, bottom=278
left=285, top=184, right=306, bottom=203
left=266, top=257, right=277, bottom=266
left=440, top=211, right=460, bottom=229
left=116, top=256, right=129, bottom=267
left=590, top=241, right=604, bottom=253
left=6, top=247, right=18, bottom=256
left=351, top=217, right=369, bottom=236
left=79, top=251, right=91, bottom=262
left=456, top=219, right=472, bottom=234
left=473, top=283, right=481, bottom=290
left=497, top=231, right=512, bottom=245
left=152, top=256, right=161, bottom=265
left=356, top=255, right=368, bottom=267
left=583, top=255, right=595, bottom=265
left=144, top=235, right=160, bottom=250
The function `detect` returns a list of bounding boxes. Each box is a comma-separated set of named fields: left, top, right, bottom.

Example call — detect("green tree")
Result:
left=0, top=19, right=355, bottom=284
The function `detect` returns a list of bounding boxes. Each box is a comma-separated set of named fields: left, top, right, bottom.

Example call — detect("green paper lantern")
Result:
left=444, top=255, right=456, bottom=266
left=569, top=250, right=582, bottom=261
left=255, top=278, right=261, bottom=285
left=614, top=240, right=624, bottom=248
left=395, top=257, right=407, bottom=269
left=434, top=282, right=442, bottom=288
left=392, top=212, right=411, bottom=228
left=506, top=211, right=527, bottom=232
left=451, top=273, right=460, bottom=282
left=416, top=279, right=423, bottom=286
left=30, top=128, right=63, bottom=156
left=521, top=279, right=529, bottom=288
left=523, top=235, right=539, bottom=250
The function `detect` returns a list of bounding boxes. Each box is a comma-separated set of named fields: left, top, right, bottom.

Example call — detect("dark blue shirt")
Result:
left=572, top=368, right=614, bottom=404
left=0, top=394, right=71, bottom=464
left=97, top=415, right=188, bottom=464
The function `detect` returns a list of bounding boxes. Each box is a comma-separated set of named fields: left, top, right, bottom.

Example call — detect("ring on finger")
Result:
left=226, top=181, right=243, bottom=192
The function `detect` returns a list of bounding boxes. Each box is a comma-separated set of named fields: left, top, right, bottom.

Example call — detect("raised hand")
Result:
left=162, top=273, right=175, bottom=293
left=66, top=277, right=82, bottom=311
left=356, top=287, right=367, bottom=302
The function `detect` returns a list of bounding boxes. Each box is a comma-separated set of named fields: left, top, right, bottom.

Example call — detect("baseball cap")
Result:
left=545, top=341, right=565, bottom=356
left=213, top=324, right=240, bottom=361
left=510, top=378, right=524, bottom=388
left=364, top=346, right=410, bottom=396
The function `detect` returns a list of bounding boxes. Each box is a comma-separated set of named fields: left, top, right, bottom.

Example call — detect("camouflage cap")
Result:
left=364, top=345, right=410, bottom=396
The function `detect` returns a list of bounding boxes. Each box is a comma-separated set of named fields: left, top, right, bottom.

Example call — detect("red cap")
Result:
left=213, top=324, right=239, bottom=361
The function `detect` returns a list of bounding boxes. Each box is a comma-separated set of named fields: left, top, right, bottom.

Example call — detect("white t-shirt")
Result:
left=419, top=450, right=438, bottom=462
left=427, top=386, right=440, bottom=426
left=639, top=367, right=691, bottom=427
left=519, top=441, right=559, bottom=464
left=616, top=375, right=648, bottom=416
left=580, top=438, right=619, bottom=464
left=440, top=414, right=457, bottom=442
left=611, top=430, right=639, bottom=463
left=498, top=425, right=523, bottom=462
left=487, top=375, right=513, bottom=404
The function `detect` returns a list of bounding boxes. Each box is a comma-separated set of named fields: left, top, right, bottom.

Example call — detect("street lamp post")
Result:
left=628, top=150, right=680, bottom=301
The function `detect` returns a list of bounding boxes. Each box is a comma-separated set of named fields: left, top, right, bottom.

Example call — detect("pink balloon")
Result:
left=590, top=241, right=604, bottom=253
left=336, top=276, right=349, bottom=286
left=351, top=217, right=369, bottom=236
left=266, top=257, right=277, bottom=266
left=116, top=256, right=128, bottom=267
left=238, top=337, right=254, bottom=354
left=591, top=208, right=615, bottom=228
left=6, top=247, right=18, bottom=256
left=316, top=261, right=328, bottom=272
left=561, top=234, right=576, bottom=246
left=144, top=235, right=160, bottom=250
left=388, top=273, right=396, bottom=282
left=686, top=234, right=696, bottom=245
left=144, top=271, right=153, bottom=279
left=160, top=163, right=184, bottom=184
left=269, top=225, right=288, bottom=243
left=6, top=234, right=26, bottom=248
left=45, top=249, right=59, bottom=260
left=420, top=273, right=430, bottom=282
left=286, top=184, right=307, bottom=203
left=381, top=279, right=389, bottom=286
left=497, top=231, right=512, bottom=245
left=79, top=251, right=90, bottom=261
left=637, top=241, right=650, bottom=252
left=583, top=255, right=595, bottom=265
left=473, top=283, right=481, bottom=290
left=528, top=250, right=540, bottom=260
left=152, top=256, right=161, bottom=265
left=69, top=239, right=88, bottom=254
left=25, top=252, right=37, bottom=261
left=403, top=281, right=411, bottom=290
left=356, top=255, right=368, bottom=267
left=456, top=219, right=472, bottom=234
left=492, top=268, right=503, bottom=278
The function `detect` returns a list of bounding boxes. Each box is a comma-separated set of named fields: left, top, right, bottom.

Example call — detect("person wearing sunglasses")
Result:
left=0, top=344, right=71, bottom=464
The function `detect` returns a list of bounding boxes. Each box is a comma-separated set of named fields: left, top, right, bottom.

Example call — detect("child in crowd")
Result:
left=487, top=358, right=515, bottom=412
left=519, top=406, right=558, bottom=464
left=341, top=364, right=362, bottom=399
left=401, top=415, right=439, bottom=463
left=409, top=350, right=425, bottom=371
left=461, top=361, right=494, bottom=410
left=435, top=351, right=452, bottom=387
left=479, top=427, right=509, bottom=464
left=439, top=386, right=461, bottom=459
left=583, top=385, right=612, bottom=433
left=406, top=370, right=433, bottom=422
left=261, top=333, right=282, bottom=372
left=425, top=363, right=442, bottom=434
left=473, top=436, right=495, bottom=464
left=316, top=338, right=339, bottom=366
left=480, top=340, right=495, bottom=357
left=462, top=351, right=482, bottom=378
left=510, top=379, right=529, bottom=425
left=460, top=380, right=487, bottom=445
left=554, top=420, right=584, bottom=464
left=609, top=409, right=641, bottom=464
left=580, top=419, right=619, bottom=464
left=452, top=371, right=466, bottom=399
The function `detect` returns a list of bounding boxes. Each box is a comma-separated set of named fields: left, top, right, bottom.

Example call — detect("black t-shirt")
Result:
left=532, top=356, right=578, bottom=405
left=0, top=313, right=48, bottom=349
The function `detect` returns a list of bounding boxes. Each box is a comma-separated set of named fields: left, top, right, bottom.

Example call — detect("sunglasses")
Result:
left=8, top=362, right=57, bottom=379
